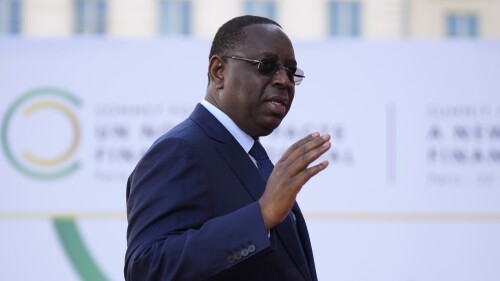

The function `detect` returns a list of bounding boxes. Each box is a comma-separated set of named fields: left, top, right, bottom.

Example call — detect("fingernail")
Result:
left=321, top=133, right=331, bottom=140
left=311, top=132, right=320, bottom=137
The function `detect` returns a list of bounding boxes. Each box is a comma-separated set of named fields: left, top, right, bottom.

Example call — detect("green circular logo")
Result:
left=1, top=88, right=82, bottom=180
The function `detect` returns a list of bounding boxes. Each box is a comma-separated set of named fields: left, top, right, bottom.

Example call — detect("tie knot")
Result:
left=249, top=141, right=269, bottom=161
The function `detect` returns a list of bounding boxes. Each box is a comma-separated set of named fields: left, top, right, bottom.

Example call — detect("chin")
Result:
left=259, top=129, right=274, bottom=137
left=261, top=122, right=282, bottom=137
left=252, top=115, right=284, bottom=137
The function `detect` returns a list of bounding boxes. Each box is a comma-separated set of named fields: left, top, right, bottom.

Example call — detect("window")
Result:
left=244, top=1, right=276, bottom=21
left=0, top=0, right=21, bottom=35
left=159, top=0, right=191, bottom=36
left=74, top=0, right=107, bottom=35
left=329, top=1, right=361, bottom=37
left=446, top=14, right=478, bottom=38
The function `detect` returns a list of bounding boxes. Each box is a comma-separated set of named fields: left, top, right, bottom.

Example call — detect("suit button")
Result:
left=234, top=251, right=242, bottom=260
left=248, top=244, right=256, bottom=253
left=241, top=248, right=249, bottom=257
left=227, top=255, right=235, bottom=264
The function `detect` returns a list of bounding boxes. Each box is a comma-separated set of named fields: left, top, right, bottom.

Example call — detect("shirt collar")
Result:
left=200, top=99, right=255, bottom=154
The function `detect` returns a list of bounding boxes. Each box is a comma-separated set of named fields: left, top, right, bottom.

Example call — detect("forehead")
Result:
left=235, top=24, right=295, bottom=60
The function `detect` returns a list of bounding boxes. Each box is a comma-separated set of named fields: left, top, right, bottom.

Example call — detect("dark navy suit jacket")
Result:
left=125, top=104, right=318, bottom=281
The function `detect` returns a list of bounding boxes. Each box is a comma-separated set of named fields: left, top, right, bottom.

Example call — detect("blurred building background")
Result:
left=1, top=0, right=499, bottom=39
left=2, top=1, right=500, bottom=281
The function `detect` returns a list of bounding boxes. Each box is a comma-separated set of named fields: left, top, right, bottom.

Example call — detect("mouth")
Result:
left=265, top=96, right=289, bottom=117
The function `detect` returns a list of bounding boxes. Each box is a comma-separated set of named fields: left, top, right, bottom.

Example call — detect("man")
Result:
left=125, top=15, right=331, bottom=281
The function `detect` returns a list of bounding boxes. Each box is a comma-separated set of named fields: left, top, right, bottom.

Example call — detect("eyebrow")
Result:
left=255, top=52, right=298, bottom=66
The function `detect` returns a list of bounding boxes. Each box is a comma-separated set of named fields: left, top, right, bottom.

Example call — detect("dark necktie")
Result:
left=249, top=140, right=274, bottom=181
left=249, top=140, right=310, bottom=270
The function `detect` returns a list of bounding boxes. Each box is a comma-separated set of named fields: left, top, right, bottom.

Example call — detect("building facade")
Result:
left=1, top=0, right=499, bottom=39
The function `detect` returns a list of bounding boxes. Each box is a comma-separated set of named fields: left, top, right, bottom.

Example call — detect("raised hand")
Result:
left=258, top=132, right=331, bottom=230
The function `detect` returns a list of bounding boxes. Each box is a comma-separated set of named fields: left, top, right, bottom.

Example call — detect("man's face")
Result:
left=218, top=24, right=297, bottom=138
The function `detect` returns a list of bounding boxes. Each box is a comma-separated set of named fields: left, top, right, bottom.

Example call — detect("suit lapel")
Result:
left=292, top=203, right=317, bottom=281
left=190, top=104, right=313, bottom=281
left=189, top=104, right=265, bottom=200
left=216, top=144, right=266, bottom=200
left=275, top=206, right=313, bottom=281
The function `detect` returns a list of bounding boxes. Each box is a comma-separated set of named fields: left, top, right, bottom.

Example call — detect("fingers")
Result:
left=292, top=159, right=330, bottom=188
left=259, top=132, right=332, bottom=229
left=280, top=132, right=320, bottom=161
left=278, top=132, right=331, bottom=175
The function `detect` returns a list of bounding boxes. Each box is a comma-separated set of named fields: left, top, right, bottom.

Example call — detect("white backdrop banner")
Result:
left=1, top=39, right=499, bottom=281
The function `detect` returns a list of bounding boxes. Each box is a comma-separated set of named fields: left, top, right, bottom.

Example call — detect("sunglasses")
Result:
left=224, top=56, right=305, bottom=85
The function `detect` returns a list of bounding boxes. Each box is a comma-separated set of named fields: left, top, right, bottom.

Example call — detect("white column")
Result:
left=108, top=0, right=156, bottom=37
left=23, top=0, right=72, bottom=37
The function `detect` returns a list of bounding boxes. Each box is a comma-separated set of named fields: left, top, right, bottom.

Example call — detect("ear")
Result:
left=208, top=56, right=225, bottom=89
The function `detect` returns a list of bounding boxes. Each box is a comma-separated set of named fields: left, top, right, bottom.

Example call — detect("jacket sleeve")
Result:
left=125, top=138, right=272, bottom=281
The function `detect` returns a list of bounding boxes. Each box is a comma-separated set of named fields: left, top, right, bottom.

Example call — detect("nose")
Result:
left=271, top=66, right=292, bottom=88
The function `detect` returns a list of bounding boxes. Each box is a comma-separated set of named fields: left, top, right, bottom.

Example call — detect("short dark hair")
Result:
left=209, top=15, right=282, bottom=60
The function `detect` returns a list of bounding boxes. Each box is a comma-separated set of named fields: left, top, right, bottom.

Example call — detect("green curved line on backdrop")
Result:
left=53, top=218, right=109, bottom=281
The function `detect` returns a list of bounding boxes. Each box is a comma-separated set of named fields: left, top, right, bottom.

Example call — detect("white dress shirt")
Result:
left=200, top=99, right=258, bottom=166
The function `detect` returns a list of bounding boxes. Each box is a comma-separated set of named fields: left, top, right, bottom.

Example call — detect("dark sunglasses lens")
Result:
left=293, top=68, right=304, bottom=85
left=258, top=59, right=279, bottom=76
left=286, top=67, right=297, bottom=83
